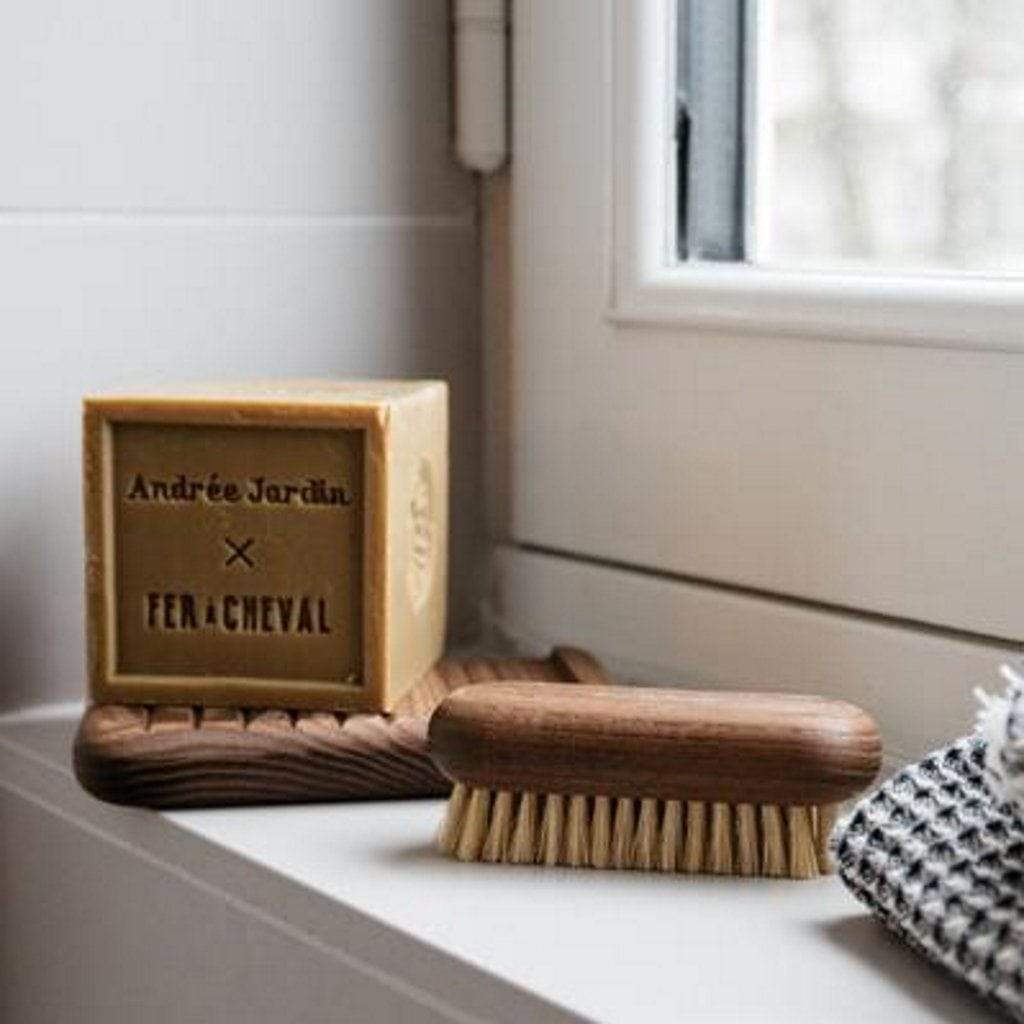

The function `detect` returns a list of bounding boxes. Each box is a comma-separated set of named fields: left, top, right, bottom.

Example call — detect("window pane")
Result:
left=761, top=0, right=1024, bottom=273
left=677, top=0, right=747, bottom=262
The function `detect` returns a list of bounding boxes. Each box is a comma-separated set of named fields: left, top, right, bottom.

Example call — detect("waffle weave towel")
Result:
left=834, top=665, right=1024, bottom=1021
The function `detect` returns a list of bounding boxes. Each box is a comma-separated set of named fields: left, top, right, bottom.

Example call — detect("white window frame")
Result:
left=493, top=0, right=1022, bottom=760
left=610, top=0, right=1024, bottom=351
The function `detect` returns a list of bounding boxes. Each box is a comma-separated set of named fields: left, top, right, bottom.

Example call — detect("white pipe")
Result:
left=454, top=0, right=508, bottom=173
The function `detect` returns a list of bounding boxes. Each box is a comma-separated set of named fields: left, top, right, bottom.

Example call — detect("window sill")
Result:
left=0, top=705, right=1001, bottom=1023
left=609, top=260, right=1024, bottom=352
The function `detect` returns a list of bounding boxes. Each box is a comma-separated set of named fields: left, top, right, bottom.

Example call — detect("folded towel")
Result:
left=834, top=661, right=1024, bottom=1021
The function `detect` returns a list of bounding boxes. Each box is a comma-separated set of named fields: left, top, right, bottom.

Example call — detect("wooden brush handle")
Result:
left=429, top=683, right=882, bottom=806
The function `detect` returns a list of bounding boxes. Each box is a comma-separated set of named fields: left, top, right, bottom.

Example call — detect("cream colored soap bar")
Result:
left=83, top=381, right=448, bottom=712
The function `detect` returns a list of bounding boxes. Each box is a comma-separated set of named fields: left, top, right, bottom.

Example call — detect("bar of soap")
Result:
left=83, top=380, right=448, bottom=712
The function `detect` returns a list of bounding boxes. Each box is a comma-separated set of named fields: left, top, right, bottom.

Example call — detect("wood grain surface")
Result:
left=74, top=648, right=608, bottom=809
left=428, top=683, right=882, bottom=806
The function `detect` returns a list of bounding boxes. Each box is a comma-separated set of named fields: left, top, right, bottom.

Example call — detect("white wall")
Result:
left=0, top=1, right=482, bottom=711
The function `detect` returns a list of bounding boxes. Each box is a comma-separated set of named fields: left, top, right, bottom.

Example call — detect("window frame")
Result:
left=495, top=0, right=1023, bottom=757
left=610, top=0, right=1024, bottom=351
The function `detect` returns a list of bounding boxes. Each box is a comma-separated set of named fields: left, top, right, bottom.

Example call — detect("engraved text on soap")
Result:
left=126, top=473, right=353, bottom=507
left=125, top=472, right=348, bottom=640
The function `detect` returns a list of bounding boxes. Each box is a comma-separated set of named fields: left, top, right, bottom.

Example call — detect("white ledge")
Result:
left=608, top=262, right=1024, bottom=353
left=0, top=708, right=1002, bottom=1023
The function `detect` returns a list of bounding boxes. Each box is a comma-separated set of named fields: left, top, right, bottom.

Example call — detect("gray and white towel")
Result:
left=834, top=661, right=1024, bottom=1020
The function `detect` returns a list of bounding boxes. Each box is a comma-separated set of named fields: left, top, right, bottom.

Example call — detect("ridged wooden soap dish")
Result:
left=73, top=647, right=607, bottom=809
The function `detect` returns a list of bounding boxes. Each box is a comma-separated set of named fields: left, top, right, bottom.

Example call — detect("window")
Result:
left=501, top=1, right=1022, bottom=755
left=677, top=0, right=1024, bottom=274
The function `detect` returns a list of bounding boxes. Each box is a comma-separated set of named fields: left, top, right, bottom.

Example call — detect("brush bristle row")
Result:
left=439, top=785, right=838, bottom=879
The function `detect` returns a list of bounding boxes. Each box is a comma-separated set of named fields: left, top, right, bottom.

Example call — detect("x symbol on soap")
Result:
left=224, top=536, right=255, bottom=568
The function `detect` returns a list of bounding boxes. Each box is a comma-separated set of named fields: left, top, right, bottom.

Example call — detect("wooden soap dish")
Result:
left=73, top=647, right=608, bottom=809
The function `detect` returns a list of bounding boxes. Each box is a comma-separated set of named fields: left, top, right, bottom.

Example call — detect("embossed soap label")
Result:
left=143, top=592, right=332, bottom=634
left=111, top=422, right=364, bottom=686
left=124, top=472, right=354, bottom=507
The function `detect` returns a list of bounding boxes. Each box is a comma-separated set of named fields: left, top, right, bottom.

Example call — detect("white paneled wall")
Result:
left=0, top=1, right=481, bottom=710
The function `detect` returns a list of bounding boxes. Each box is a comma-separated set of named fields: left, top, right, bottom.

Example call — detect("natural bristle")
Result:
left=612, top=797, right=635, bottom=869
left=760, top=804, right=787, bottom=877
left=482, top=790, right=513, bottom=863
left=566, top=795, right=590, bottom=867
left=659, top=800, right=682, bottom=872
left=735, top=803, right=759, bottom=876
left=539, top=793, right=565, bottom=866
left=682, top=800, right=706, bottom=873
left=632, top=798, right=659, bottom=870
left=813, top=804, right=838, bottom=874
left=438, top=788, right=839, bottom=880
left=508, top=791, right=538, bottom=864
left=456, top=787, right=491, bottom=861
left=590, top=796, right=611, bottom=869
left=707, top=802, right=734, bottom=874
left=438, top=781, right=468, bottom=856
left=786, top=806, right=819, bottom=879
